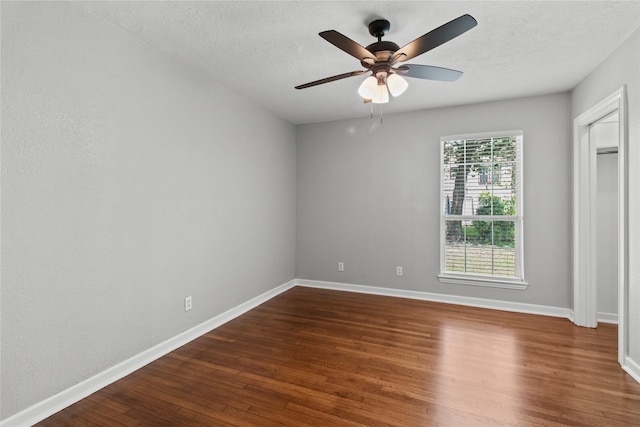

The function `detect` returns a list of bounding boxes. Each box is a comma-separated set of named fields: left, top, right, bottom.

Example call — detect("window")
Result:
left=439, top=131, right=526, bottom=289
left=478, top=166, right=501, bottom=185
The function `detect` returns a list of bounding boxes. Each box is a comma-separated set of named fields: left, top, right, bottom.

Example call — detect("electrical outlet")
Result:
left=396, top=266, right=403, bottom=276
left=338, top=262, right=344, bottom=272
left=184, top=296, right=192, bottom=311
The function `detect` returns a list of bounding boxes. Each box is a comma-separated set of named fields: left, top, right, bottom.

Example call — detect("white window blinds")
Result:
left=440, top=131, right=524, bottom=282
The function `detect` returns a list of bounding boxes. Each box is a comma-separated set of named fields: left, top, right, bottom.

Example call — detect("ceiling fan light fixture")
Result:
left=371, top=81, right=389, bottom=104
left=387, top=73, right=408, bottom=97
left=358, top=76, right=378, bottom=99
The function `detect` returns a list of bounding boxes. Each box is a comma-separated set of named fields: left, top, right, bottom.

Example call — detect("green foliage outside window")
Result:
left=472, top=192, right=515, bottom=247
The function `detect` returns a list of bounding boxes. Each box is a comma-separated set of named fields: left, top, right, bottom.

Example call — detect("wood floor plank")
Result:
left=37, top=287, right=640, bottom=426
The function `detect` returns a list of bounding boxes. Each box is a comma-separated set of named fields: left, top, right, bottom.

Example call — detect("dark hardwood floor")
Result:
left=38, top=286, right=640, bottom=426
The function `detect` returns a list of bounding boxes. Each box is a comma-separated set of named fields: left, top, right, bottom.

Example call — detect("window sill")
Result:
left=438, top=274, right=528, bottom=290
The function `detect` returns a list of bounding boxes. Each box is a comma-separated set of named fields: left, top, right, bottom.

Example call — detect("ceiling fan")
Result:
left=295, top=14, right=477, bottom=104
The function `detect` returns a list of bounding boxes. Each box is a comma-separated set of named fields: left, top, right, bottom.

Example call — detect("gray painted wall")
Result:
left=571, top=29, right=640, bottom=366
left=1, top=2, right=296, bottom=419
left=296, top=93, right=572, bottom=307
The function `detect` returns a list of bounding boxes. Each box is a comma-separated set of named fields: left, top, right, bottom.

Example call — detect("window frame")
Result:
left=438, top=130, right=528, bottom=290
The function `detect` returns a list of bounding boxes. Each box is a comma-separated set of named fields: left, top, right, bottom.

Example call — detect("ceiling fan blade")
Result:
left=392, top=14, right=477, bottom=63
left=319, top=30, right=376, bottom=65
left=295, top=70, right=367, bottom=90
left=395, top=64, right=463, bottom=81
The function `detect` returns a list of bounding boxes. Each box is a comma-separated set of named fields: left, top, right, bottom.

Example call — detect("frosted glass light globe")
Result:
left=372, top=83, right=389, bottom=104
left=387, top=73, right=408, bottom=97
left=357, top=76, right=377, bottom=99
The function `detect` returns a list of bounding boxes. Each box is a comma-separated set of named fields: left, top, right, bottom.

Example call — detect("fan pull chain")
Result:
left=369, top=104, right=383, bottom=125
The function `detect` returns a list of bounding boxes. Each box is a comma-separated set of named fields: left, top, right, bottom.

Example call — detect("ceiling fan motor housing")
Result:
left=364, top=41, right=400, bottom=64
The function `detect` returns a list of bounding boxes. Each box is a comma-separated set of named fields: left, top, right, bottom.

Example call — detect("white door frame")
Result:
left=572, top=86, right=626, bottom=365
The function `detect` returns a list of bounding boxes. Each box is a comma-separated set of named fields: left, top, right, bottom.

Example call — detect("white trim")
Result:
left=440, top=129, right=524, bottom=142
left=0, top=280, right=296, bottom=427
left=597, top=312, right=619, bottom=324
left=622, top=357, right=640, bottom=384
left=572, top=86, right=627, bottom=367
left=437, top=274, right=528, bottom=290
left=296, top=279, right=570, bottom=319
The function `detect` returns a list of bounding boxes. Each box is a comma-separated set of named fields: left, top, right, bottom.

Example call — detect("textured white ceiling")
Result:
left=77, top=1, right=640, bottom=125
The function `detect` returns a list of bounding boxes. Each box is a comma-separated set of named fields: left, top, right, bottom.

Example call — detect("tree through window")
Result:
left=440, top=131, right=524, bottom=284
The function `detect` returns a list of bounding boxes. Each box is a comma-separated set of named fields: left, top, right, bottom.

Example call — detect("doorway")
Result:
left=592, top=112, right=619, bottom=324
left=572, top=87, right=626, bottom=366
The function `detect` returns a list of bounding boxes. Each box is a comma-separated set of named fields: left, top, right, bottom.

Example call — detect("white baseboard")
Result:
left=597, top=312, right=619, bottom=324
left=622, top=356, right=640, bottom=384
left=295, top=279, right=573, bottom=319
left=0, top=280, right=296, bottom=427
